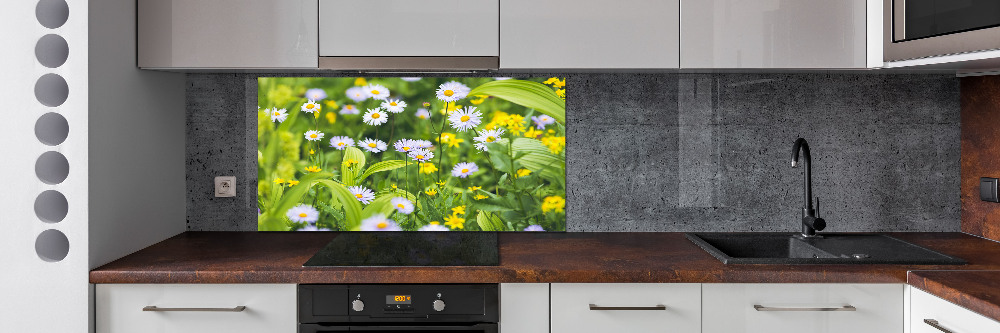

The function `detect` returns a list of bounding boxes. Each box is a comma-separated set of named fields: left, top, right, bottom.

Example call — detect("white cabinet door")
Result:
left=911, top=287, right=1000, bottom=333
left=138, top=0, right=318, bottom=69
left=319, top=0, right=499, bottom=57
left=551, top=283, right=701, bottom=333
left=702, top=283, right=903, bottom=333
left=681, top=0, right=869, bottom=68
left=500, top=284, right=549, bottom=333
left=501, top=0, right=680, bottom=69
left=96, top=284, right=297, bottom=333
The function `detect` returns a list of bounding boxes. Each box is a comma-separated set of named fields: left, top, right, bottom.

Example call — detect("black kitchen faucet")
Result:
left=791, top=138, right=826, bottom=238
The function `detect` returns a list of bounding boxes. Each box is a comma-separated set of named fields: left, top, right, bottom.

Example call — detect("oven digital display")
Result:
left=386, top=295, right=412, bottom=304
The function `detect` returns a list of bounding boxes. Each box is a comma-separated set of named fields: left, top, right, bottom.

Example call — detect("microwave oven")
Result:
left=884, top=0, right=1000, bottom=62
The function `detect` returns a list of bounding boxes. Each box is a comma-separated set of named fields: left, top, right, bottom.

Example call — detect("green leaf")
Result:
left=468, top=80, right=565, bottom=123
left=340, top=147, right=366, bottom=186
left=314, top=179, right=364, bottom=230
left=358, top=160, right=407, bottom=182
left=500, top=138, right=565, bottom=185
left=477, top=211, right=506, bottom=231
left=259, top=172, right=335, bottom=231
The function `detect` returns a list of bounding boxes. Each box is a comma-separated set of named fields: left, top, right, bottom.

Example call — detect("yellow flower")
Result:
left=422, top=102, right=431, bottom=107
left=391, top=184, right=398, bottom=190
left=287, top=180, right=300, bottom=186
left=468, top=186, right=481, bottom=191
left=444, top=214, right=465, bottom=229
left=556, top=89, right=566, bottom=99
left=425, top=189, right=438, bottom=196
left=469, top=95, right=488, bottom=105
left=273, top=178, right=285, bottom=185
left=542, top=196, right=566, bottom=213
left=438, top=104, right=462, bottom=115
left=516, top=168, right=532, bottom=177
left=419, top=163, right=438, bottom=174
left=543, top=77, right=560, bottom=85
left=451, top=205, right=466, bottom=215
left=553, top=78, right=566, bottom=88
left=314, top=110, right=321, bottom=118
left=436, top=180, right=448, bottom=187
left=523, top=127, right=543, bottom=138
left=502, top=114, right=526, bottom=136
left=325, top=100, right=339, bottom=109
left=541, top=136, right=566, bottom=154
left=305, top=166, right=322, bottom=173
left=343, top=159, right=359, bottom=168
left=309, top=149, right=315, bottom=155
left=325, top=112, right=336, bottom=124
left=437, top=132, right=465, bottom=148
left=354, top=77, right=367, bottom=86
left=474, top=194, right=488, bottom=200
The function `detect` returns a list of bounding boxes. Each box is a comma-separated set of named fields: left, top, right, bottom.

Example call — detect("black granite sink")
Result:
left=686, top=233, right=966, bottom=265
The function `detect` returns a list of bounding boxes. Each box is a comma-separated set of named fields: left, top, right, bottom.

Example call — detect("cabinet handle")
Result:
left=143, top=306, right=247, bottom=312
left=589, top=304, right=667, bottom=311
left=753, top=305, right=856, bottom=312
left=924, top=319, right=955, bottom=333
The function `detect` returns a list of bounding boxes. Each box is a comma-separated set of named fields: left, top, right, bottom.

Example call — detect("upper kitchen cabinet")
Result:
left=138, top=0, right=318, bottom=69
left=681, top=0, right=880, bottom=69
left=318, top=0, right=500, bottom=70
left=501, top=0, right=680, bottom=69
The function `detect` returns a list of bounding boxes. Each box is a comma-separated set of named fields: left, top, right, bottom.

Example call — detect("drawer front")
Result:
left=551, top=283, right=701, bottom=333
left=96, top=284, right=296, bottom=333
left=702, top=283, right=903, bottom=333
left=911, top=288, right=1000, bottom=333
left=319, top=0, right=499, bottom=57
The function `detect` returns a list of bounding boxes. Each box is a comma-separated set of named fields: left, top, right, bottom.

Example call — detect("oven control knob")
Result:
left=352, top=299, right=365, bottom=312
left=432, top=299, right=446, bottom=312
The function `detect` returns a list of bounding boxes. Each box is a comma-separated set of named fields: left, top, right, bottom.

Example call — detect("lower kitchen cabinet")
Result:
left=500, top=283, right=549, bottom=333
left=95, top=284, right=297, bottom=333
left=910, top=287, right=1000, bottom=333
left=551, top=283, right=702, bottom=333
left=702, top=284, right=903, bottom=333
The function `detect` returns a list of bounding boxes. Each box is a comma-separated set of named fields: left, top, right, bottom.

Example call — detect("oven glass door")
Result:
left=900, top=0, right=1000, bottom=41
left=300, top=324, right=498, bottom=333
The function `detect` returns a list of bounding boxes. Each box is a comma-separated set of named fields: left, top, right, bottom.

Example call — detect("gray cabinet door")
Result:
left=501, top=0, right=680, bottom=69
left=138, top=0, right=318, bottom=69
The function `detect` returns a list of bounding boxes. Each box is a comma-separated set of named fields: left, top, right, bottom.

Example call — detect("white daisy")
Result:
left=408, top=149, right=434, bottom=162
left=400, top=77, right=422, bottom=82
left=305, top=88, right=327, bottom=101
left=531, top=115, right=556, bottom=129
left=363, top=108, right=389, bottom=126
left=298, top=225, right=332, bottom=231
left=301, top=100, right=321, bottom=113
left=448, top=106, right=483, bottom=131
left=304, top=130, right=325, bottom=141
left=365, top=84, right=390, bottom=100
left=346, top=86, right=368, bottom=102
left=286, top=204, right=319, bottom=223
left=390, top=197, right=414, bottom=215
left=493, top=77, right=512, bottom=80
left=360, top=213, right=402, bottom=231
left=419, top=224, right=450, bottom=231
left=348, top=186, right=376, bottom=204
left=358, top=138, right=387, bottom=153
left=451, top=162, right=479, bottom=178
left=394, top=139, right=417, bottom=153
left=415, top=108, right=431, bottom=120
left=473, top=128, right=504, bottom=151
left=268, top=108, right=288, bottom=123
left=381, top=99, right=407, bottom=113
left=436, top=81, right=470, bottom=102
left=412, top=140, right=433, bottom=149
left=340, top=105, right=360, bottom=115
left=329, top=136, right=355, bottom=150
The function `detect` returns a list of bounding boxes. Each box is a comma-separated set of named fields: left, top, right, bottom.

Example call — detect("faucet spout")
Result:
left=791, top=138, right=825, bottom=237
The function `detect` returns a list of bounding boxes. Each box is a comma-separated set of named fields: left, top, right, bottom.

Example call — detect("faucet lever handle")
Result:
left=815, top=197, right=820, bottom=218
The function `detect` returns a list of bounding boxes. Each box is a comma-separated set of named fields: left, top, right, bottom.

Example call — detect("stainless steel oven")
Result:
left=299, top=284, right=499, bottom=333
left=884, top=0, right=1000, bottom=61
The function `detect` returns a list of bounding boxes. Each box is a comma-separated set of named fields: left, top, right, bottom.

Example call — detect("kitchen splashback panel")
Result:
left=187, top=73, right=960, bottom=232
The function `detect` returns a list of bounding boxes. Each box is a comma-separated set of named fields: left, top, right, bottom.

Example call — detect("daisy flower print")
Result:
left=358, top=138, right=387, bottom=153
left=346, top=86, right=368, bottom=102
left=473, top=128, right=504, bottom=151
left=348, top=186, right=376, bottom=204
left=391, top=197, right=414, bottom=215
left=408, top=149, right=434, bottom=162
left=381, top=99, right=407, bottom=113
left=329, top=136, right=355, bottom=150
left=304, top=130, right=325, bottom=141
left=532, top=115, right=556, bottom=129
left=436, top=81, right=470, bottom=102
left=451, top=162, right=479, bottom=178
left=448, top=106, right=483, bottom=131
left=268, top=108, right=288, bottom=123
left=394, top=139, right=417, bottom=153
left=360, top=214, right=402, bottom=231
left=363, top=108, right=388, bottom=126
left=340, top=105, right=360, bottom=115
left=365, top=84, right=390, bottom=100
left=415, top=108, right=431, bottom=120
left=286, top=204, right=319, bottom=223
left=301, top=100, right=321, bottom=113
left=305, top=88, right=327, bottom=101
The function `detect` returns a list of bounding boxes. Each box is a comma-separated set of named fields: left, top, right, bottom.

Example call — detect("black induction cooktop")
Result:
left=303, top=232, right=499, bottom=267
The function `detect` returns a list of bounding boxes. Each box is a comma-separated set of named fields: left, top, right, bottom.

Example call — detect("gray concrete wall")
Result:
left=186, top=73, right=960, bottom=232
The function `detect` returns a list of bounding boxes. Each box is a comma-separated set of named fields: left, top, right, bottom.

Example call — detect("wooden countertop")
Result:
left=908, top=270, right=1000, bottom=323
left=90, top=232, right=1000, bottom=284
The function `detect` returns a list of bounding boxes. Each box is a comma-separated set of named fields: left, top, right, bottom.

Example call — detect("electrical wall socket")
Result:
left=215, top=176, right=236, bottom=197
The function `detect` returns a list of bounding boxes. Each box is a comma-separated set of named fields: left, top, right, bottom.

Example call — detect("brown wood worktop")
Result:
left=908, top=270, right=1000, bottom=323
left=90, top=232, right=1000, bottom=285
